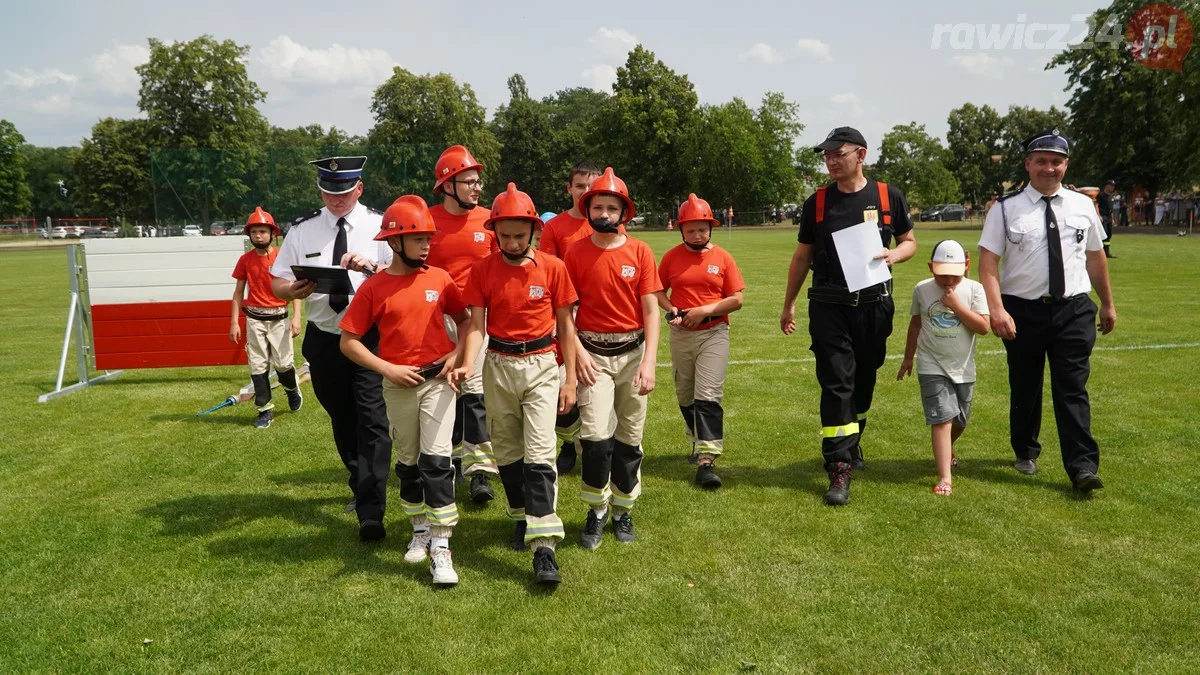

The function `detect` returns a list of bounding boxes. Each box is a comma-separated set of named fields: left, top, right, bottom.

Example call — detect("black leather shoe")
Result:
left=533, top=547, right=561, bottom=585
left=1072, top=471, right=1104, bottom=493
left=469, top=473, right=494, bottom=504
left=694, top=463, right=722, bottom=489
left=359, top=520, right=386, bottom=543
left=1014, top=459, right=1038, bottom=475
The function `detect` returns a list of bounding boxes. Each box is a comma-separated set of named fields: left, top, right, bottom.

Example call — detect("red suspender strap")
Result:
left=815, top=187, right=827, bottom=224
left=877, top=182, right=892, bottom=225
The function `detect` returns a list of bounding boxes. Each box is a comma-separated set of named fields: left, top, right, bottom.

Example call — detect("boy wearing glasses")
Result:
left=780, top=126, right=917, bottom=507
left=426, top=144, right=501, bottom=504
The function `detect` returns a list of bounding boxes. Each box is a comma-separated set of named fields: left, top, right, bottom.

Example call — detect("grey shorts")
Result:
left=918, top=374, right=974, bottom=427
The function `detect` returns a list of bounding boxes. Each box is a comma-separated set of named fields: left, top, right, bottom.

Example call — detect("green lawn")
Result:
left=2, top=229, right=1197, bottom=672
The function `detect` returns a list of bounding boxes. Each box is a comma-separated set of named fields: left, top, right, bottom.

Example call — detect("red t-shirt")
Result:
left=232, top=247, right=285, bottom=308
left=427, top=204, right=498, bottom=291
left=563, top=236, right=662, bottom=333
left=339, top=267, right=465, bottom=366
left=463, top=251, right=578, bottom=354
left=538, top=212, right=625, bottom=258
left=659, top=244, right=746, bottom=331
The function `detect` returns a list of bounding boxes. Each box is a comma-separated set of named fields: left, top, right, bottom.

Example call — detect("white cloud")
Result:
left=89, top=44, right=149, bottom=95
left=589, top=27, right=639, bottom=58
left=3, top=68, right=77, bottom=89
left=740, top=43, right=783, bottom=65
left=830, top=92, right=864, bottom=119
left=794, top=39, right=833, bottom=64
left=949, top=53, right=1013, bottom=80
left=256, top=36, right=397, bottom=86
left=582, top=64, right=618, bottom=92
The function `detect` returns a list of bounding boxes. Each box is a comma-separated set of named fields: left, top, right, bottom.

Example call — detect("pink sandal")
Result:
left=933, top=481, right=953, bottom=496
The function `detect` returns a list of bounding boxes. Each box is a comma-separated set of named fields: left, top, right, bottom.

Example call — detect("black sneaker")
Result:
left=253, top=410, right=273, bottom=429
left=850, top=444, right=866, bottom=471
left=612, top=513, right=636, bottom=543
left=533, top=547, right=561, bottom=585
left=510, top=520, right=528, bottom=551
left=359, top=520, right=386, bottom=543
left=580, top=509, right=607, bottom=550
left=824, top=462, right=853, bottom=506
left=286, top=388, right=303, bottom=412
left=694, top=463, right=722, bottom=489
left=469, top=473, right=494, bottom=504
left=556, top=442, right=577, bottom=473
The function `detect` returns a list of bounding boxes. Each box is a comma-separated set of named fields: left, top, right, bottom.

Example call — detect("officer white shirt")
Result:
left=271, top=201, right=392, bottom=334
left=979, top=185, right=1104, bottom=301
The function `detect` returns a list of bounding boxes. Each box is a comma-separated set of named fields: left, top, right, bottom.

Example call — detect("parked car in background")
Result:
left=210, top=221, right=233, bottom=236
left=81, top=228, right=106, bottom=239
left=182, top=224, right=203, bottom=237
left=50, top=226, right=78, bottom=239
left=918, top=204, right=968, bottom=222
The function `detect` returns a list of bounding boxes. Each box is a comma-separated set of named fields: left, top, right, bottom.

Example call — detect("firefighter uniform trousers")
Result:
left=483, top=350, right=565, bottom=545
left=383, top=377, right=459, bottom=536
left=555, top=363, right=582, bottom=449
left=443, top=314, right=498, bottom=476
left=668, top=323, right=729, bottom=460
left=577, top=331, right=647, bottom=511
left=245, top=308, right=298, bottom=411
left=808, top=296, right=894, bottom=465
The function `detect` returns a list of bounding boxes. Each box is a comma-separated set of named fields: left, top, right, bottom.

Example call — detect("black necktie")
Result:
left=1042, top=196, right=1065, bottom=300
left=330, top=217, right=348, bottom=312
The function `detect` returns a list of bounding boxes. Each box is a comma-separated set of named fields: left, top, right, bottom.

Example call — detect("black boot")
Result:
left=470, top=473, right=495, bottom=504
left=824, top=462, right=853, bottom=506
left=556, top=442, right=577, bottom=473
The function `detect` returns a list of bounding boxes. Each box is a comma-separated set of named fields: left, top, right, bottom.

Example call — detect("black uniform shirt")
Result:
left=798, top=180, right=914, bottom=289
left=1097, top=191, right=1113, bottom=219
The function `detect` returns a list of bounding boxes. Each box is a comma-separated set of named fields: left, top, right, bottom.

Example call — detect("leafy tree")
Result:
left=72, top=118, right=154, bottom=224
left=946, top=103, right=1007, bottom=204
left=753, top=92, right=807, bottom=208
left=0, top=120, right=34, bottom=218
left=541, top=87, right=613, bottom=212
left=874, top=122, right=961, bottom=209
left=686, top=98, right=764, bottom=213
left=137, top=35, right=268, bottom=225
left=367, top=68, right=500, bottom=206
left=20, top=145, right=77, bottom=221
left=490, top=74, right=557, bottom=209
left=248, top=124, right=361, bottom=222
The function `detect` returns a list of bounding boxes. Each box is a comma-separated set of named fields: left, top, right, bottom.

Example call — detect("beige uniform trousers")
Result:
left=483, top=350, right=564, bottom=542
left=668, top=323, right=730, bottom=458
left=245, top=313, right=294, bottom=375
left=443, top=314, right=497, bottom=475
left=577, top=330, right=648, bottom=510
left=383, top=377, right=459, bottom=528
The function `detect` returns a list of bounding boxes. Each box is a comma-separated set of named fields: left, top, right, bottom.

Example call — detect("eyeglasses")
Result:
left=823, top=147, right=859, bottom=163
left=455, top=179, right=484, bottom=190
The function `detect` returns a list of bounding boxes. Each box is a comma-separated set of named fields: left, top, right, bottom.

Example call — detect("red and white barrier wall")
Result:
left=83, top=238, right=249, bottom=369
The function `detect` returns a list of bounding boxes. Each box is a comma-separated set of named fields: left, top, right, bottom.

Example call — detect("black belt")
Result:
left=416, top=362, right=445, bottom=380
left=666, top=310, right=724, bottom=325
left=808, top=280, right=892, bottom=307
left=242, top=307, right=287, bottom=321
left=488, top=334, right=554, bottom=356
left=1005, top=293, right=1081, bottom=305
left=580, top=333, right=645, bottom=357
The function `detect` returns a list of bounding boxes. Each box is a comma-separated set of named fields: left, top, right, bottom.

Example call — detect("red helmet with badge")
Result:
left=243, top=206, right=280, bottom=236
left=485, top=183, right=543, bottom=231
left=433, top=145, right=484, bottom=191
left=676, top=193, right=718, bottom=227
left=579, top=167, right=636, bottom=224
left=375, top=195, right=438, bottom=241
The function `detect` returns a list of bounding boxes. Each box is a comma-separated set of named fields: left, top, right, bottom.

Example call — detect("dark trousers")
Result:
left=1001, top=295, right=1100, bottom=478
left=301, top=324, right=391, bottom=523
left=808, top=297, right=894, bottom=466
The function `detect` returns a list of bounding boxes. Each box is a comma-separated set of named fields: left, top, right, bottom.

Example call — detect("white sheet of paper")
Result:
left=831, top=221, right=892, bottom=292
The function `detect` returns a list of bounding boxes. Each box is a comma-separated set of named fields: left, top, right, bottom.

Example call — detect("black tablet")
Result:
left=291, top=265, right=354, bottom=296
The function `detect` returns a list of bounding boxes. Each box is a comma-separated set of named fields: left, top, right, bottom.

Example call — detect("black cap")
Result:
left=309, top=156, right=367, bottom=194
left=1104, top=179, right=1116, bottom=186
left=813, top=127, right=868, bottom=153
left=1023, top=129, right=1070, bottom=157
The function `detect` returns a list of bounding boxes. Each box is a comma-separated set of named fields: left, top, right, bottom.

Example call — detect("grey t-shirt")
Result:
left=910, top=277, right=989, bottom=383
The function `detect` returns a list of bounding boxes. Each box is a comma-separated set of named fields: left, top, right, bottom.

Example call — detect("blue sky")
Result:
left=1, top=0, right=1107, bottom=150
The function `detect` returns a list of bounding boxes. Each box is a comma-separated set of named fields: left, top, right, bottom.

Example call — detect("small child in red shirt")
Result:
left=562, top=167, right=662, bottom=550
left=230, top=207, right=303, bottom=429
left=657, top=194, right=746, bottom=489
left=453, top=183, right=579, bottom=585
left=339, top=195, right=470, bottom=587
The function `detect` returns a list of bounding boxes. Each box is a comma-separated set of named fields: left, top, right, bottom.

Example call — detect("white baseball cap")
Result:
left=930, top=240, right=968, bottom=276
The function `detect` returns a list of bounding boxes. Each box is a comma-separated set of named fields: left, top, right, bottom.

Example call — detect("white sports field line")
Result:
left=656, top=342, right=1200, bottom=368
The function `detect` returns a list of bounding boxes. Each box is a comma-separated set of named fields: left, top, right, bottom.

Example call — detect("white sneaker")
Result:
left=404, top=531, right=430, bottom=563
left=429, top=547, right=458, bottom=586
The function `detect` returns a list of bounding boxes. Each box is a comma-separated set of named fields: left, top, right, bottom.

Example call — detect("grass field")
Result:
left=2, top=229, right=1198, bottom=672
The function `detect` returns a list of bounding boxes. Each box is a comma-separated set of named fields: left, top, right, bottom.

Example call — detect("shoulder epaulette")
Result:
left=366, top=206, right=384, bottom=215
left=293, top=209, right=321, bottom=225
left=996, top=185, right=1026, bottom=202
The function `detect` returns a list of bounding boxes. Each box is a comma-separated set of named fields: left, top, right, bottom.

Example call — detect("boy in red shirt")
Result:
left=426, top=144, right=500, bottom=504
left=562, top=168, right=661, bottom=550
left=657, top=194, right=746, bottom=489
left=339, top=195, right=470, bottom=587
left=229, top=207, right=302, bottom=429
left=453, top=183, right=578, bottom=585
